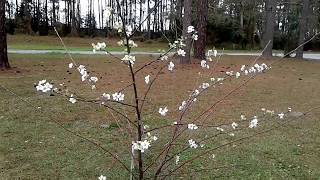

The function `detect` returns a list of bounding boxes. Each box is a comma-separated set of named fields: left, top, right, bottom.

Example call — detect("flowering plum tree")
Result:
left=34, top=1, right=320, bottom=179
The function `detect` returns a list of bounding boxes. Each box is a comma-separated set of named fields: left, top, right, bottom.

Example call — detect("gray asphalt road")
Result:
left=8, top=49, right=320, bottom=61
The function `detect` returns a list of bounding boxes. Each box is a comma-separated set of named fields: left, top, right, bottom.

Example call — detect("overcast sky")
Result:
left=8, top=0, right=168, bottom=29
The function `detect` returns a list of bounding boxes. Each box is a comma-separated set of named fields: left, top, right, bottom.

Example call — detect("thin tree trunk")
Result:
left=181, top=0, right=192, bottom=64
left=262, top=0, right=276, bottom=57
left=296, top=0, right=310, bottom=58
left=0, top=0, right=10, bottom=69
left=194, top=0, right=208, bottom=60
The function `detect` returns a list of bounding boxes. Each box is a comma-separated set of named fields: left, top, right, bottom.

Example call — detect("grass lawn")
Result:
left=1, top=53, right=320, bottom=179
left=7, top=34, right=168, bottom=52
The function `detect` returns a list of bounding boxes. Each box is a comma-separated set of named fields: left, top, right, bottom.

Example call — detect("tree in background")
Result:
left=194, top=0, right=208, bottom=59
left=296, top=0, right=310, bottom=58
left=0, top=0, right=10, bottom=69
left=181, top=0, right=193, bottom=64
left=262, top=0, right=276, bottom=57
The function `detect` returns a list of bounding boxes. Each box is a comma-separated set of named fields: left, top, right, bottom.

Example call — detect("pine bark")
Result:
left=262, top=0, right=276, bottom=57
left=0, top=0, right=10, bottom=69
left=194, top=0, right=208, bottom=60
left=296, top=0, right=310, bottom=58
left=181, top=0, right=192, bottom=64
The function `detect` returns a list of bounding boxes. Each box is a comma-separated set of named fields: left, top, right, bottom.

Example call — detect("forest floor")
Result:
left=1, top=54, right=320, bottom=179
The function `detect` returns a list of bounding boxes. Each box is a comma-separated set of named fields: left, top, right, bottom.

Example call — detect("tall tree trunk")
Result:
left=296, top=0, right=310, bottom=58
left=175, top=0, right=183, bottom=36
left=0, top=0, right=10, bottom=69
left=194, top=0, right=208, bottom=59
left=262, top=0, right=276, bottom=57
left=70, top=0, right=78, bottom=36
left=181, top=0, right=192, bottom=64
left=52, top=0, right=56, bottom=26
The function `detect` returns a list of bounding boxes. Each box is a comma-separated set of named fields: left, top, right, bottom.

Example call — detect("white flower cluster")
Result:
left=187, top=26, right=198, bottom=41
left=206, top=49, right=218, bottom=61
left=105, top=7, right=112, bottom=18
left=159, top=107, right=168, bottom=116
left=117, top=39, right=138, bottom=48
left=160, top=55, right=168, bottom=61
left=132, top=140, right=151, bottom=153
left=168, top=61, right=175, bottom=71
left=200, top=60, right=210, bottom=69
left=112, top=92, right=125, bottom=102
left=242, top=63, right=270, bottom=75
left=188, top=123, right=198, bottom=130
left=92, top=42, right=106, bottom=53
left=69, top=94, right=77, bottom=104
left=178, top=101, right=187, bottom=111
left=145, top=75, right=150, bottom=84
left=200, top=83, right=210, bottom=89
left=231, top=122, right=239, bottom=129
left=132, top=128, right=158, bottom=153
left=36, top=80, right=53, bottom=93
left=125, top=25, right=133, bottom=36
left=249, top=116, right=258, bottom=128
left=188, top=139, right=198, bottom=148
left=121, top=55, right=136, bottom=65
left=114, top=21, right=123, bottom=33
left=98, top=175, right=106, bottom=180
left=177, top=49, right=186, bottom=57
left=77, top=65, right=89, bottom=82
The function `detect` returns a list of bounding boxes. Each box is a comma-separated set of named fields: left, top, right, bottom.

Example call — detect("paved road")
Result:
left=8, top=49, right=320, bottom=61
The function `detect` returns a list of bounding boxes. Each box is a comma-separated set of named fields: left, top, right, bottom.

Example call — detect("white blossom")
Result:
left=125, top=25, right=133, bottom=36
left=161, top=55, right=168, bottom=61
left=90, top=76, right=98, bottom=83
left=187, top=26, right=195, bottom=33
left=105, top=7, right=112, bottom=18
left=240, top=115, right=246, bottom=120
left=210, top=77, right=215, bottom=82
left=122, top=55, right=136, bottom=65
left=102, top=93, right=111, bottom=100
left=200, top=60, right=209, bottom=69
left=177, top=49, right=186, bottom=56
left=179, top=101, right=187, bottom=111
left=288, top=107, right=292, bottom=112
left=112, top=92, right=125, bottom=102
left=69, top=94, right=77, bottom=104
left=132, top=140, right=151, bottom=153
left=240, top=65, right=246, bottom=72
left=92, top=42, right=106, bottom=52
left=188, top=123, right=198, bottom=130
left=168, top=61, right=175, bottom=71
left=278, top=113, right=285, bottom=119
left=249, top=116, right=258, bottom=128
left=192, top=34, right=198, bottom=40
left=114, top=21, right=123, bottom=33
left=128, top=40, right=138, bottom=47
left=98, top=175, right=107, bottom=180
left=159, top=107, right=168, bottom=116
left=235, top=72, right=241, bottom=78
left=175, top=155, right=180, bottom=165
left=188, top=139, right=198, bottom=148
left=145, top=75, right=150, bottom=84
left=231, top=122, right=238, bottom=129
left=77, top=65, right=89, bottom=82
left=36, top=80, right=53, bottom=93
left=201, top=83, right=210, bottom=89
left=216, top=127, right=224, bottom=132
left=68, top=63, right=74, bottom=69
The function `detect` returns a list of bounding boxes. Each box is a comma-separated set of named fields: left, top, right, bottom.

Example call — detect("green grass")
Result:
left=1, top=54, right=320, bottom=179
left=7, top=34, right=168, bottom=52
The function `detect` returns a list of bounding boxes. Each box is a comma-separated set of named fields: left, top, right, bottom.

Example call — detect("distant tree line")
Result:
left=1, top=0, right=320, bottom=69
left=4, top=0, right=320, bottom=50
